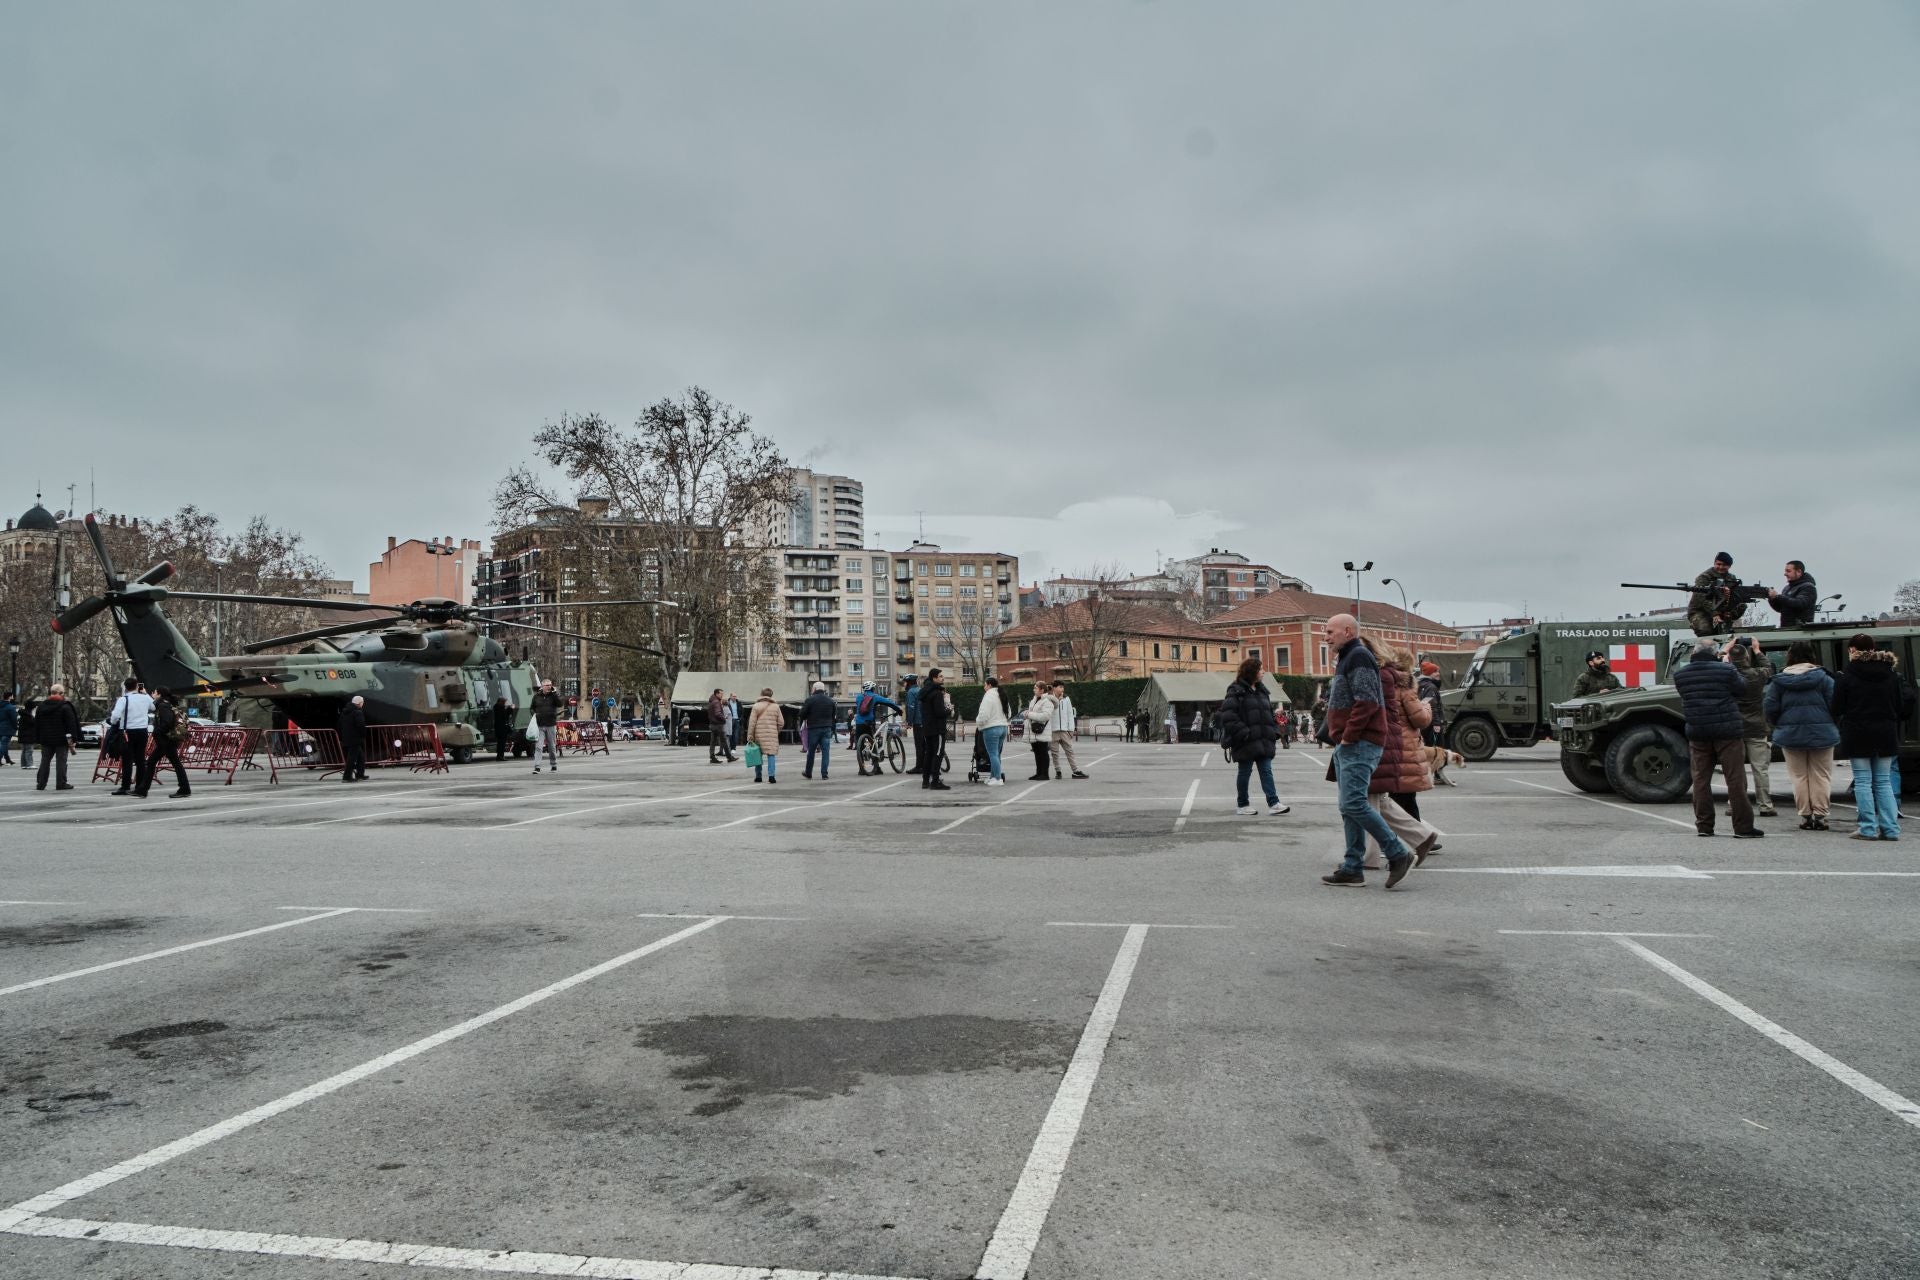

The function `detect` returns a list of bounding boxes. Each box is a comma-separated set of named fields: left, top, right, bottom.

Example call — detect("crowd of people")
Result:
left=1678, top=632, right=1911, bottom=840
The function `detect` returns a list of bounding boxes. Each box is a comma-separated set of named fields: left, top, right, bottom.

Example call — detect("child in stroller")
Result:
left=966, top=730, right=991, bottom=784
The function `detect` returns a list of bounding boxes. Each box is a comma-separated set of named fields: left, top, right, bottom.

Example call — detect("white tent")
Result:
left=1136, top=672, right=1289, bottom=744
left=667, top=671, right=813, bottom=745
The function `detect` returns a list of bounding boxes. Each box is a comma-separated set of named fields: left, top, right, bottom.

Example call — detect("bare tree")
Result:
left=1894, top=579, right=1920, bottom=618
left=495, top=387, right=791, bottom=686
left=1035, top=562, right=1135, bottom=683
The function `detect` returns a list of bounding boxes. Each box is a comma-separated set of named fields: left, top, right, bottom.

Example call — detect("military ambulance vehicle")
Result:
left=1554, top=623, right=1920, bottom=802
left=1441, top=619, right=1694, bottom=761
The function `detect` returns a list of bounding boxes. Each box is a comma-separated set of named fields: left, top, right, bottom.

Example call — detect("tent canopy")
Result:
left=669, top=671, right=814, bottom=707
left=1137, top=671, right=1290, bottom=712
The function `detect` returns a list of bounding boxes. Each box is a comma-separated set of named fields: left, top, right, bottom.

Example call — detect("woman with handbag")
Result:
left=1024, top=684, right=1056, bottom=781
left=746, top=688, right=783, bottom=784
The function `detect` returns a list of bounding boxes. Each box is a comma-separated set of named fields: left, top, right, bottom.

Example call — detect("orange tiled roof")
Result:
left=1205, top=589, right=1458, bottom=636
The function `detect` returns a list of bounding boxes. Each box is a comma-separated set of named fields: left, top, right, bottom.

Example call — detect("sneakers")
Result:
left=1267, top=803, right=1291, bottom=816
left=1384, top=854, right=1415, bottom=888
left=170, top=790, right=190, bottom=799
left=56, top=783, right=75, bottom=790
left=1733, top=829, right=1765, bottom=839
left=1071, top=771, right=1089, bottom=779
left=1235, top=805, right=1257, bottom=815
left=1798, top=816, right=1815, bottom=830
left=1413, top=833, right=1440, bottom=866
left=1812, top=816, right=1829, bottom=831
left=986, top=778, right=1005, bottom=786
left=768, top=776, right=778, bottom=784
left=533, top=766, right=541, bottom=774
left=1321, top=868, right=1365, bottom=887
left=1697, top=828, right=1714, bottom=837
left=1849, top=832, right=1879, bottom=842
left=1758, top=807, right=1779, bottom=817
left=928, top=780, right=952, bottom=791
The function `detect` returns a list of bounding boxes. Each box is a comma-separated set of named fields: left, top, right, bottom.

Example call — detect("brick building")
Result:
left=1204, top=589, right=1472, bottom=679
left=994, top=601, right=1239, bottom=683
left=369, top=536, right=482, bottom=605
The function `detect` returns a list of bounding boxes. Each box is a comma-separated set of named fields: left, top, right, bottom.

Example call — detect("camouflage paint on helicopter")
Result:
left=53, top=514, right=671, bottom=762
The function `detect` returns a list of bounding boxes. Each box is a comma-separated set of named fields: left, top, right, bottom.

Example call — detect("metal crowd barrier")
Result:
left=263, top=727, right=345, bottom=782
left=93, top=723, right=265, bottom=787
left=555, top=719, right=611, bottom=756
left=362, top=723, right=450, bottom=774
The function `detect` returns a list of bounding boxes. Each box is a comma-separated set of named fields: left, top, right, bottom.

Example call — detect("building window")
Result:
left=1119, top=640, right=1129, bottom=657
left=919, top=642, right=930, bottom=657
left=1247, top=647, right=1261, bottom=665
left=847, top=621, right=865, bottom=635
left=934, top=563, right=952, bottom=577
left=1153, top=643, right=1161, bottom=659
left=937, top=642, right=954, bottom=658
left=1320, top=644, right=1330, bottom=669
left=877, top=662, right=889, bottom=677
left=1057, top=641, right=1073, bottom=657
left=1276, top=646, right=1291, bottom=670
left=1017, top=644, right=1032, bottom=662
left=850, top=662, right=864, bottom=677
left=958, top=585, right=976, bottom=598
left=935, top=605, right=953, bottom=619
left=917, top=561, right=929, bottom=576
left=875, top=621, right=890, bottom=638
left=845, top=558, right=862, bottom=573
left=960, top=563, right=976, bottom=577
left=846, top=578, right=863, bottom=592
left=919, top=604, right=929, bottom=619
left=935, top=584, right=952, bottom=597
left=917, top=584, right=929, bottom=597
left=876, top=641, right=889, bottom=657
left=1219, top=647, right=1229, bottom=663
left=846, top=599, right=863, bottom=615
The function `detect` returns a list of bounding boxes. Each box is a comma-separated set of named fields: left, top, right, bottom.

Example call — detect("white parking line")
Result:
left=0, top=909, right=359, bottom=998
left=977, top=923, right=1149, bottom=1280
left=93, top=793, right=425, bottom=829
left=481, top=783, right=758, bottom=829
left=0, top=900, right=82, bottom=906
left=1173, top=778, right=1200, bottom=831
left=1616, top=937, right=1920, bottom=1130
left=284, top=783, right=622, bottom=829
left=0, top=916, right=728, bottom=1224
left=1502, top=777, right=1694, bottom=828
left=931, top=783, right=1041, bottom=834
left=698, top=778, right=908, bottom=831
left=1501, top=930, right=1715, bottom=938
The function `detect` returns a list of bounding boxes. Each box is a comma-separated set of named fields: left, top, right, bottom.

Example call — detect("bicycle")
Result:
left=857, top=713, right=909, bottom=775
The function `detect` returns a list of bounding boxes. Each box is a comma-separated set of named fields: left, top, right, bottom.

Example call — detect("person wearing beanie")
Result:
left=1573, top=650, right=1624, bottom=698
left=1415, top=660, right=1446, bottom=747
left=1688, top=552, right=1741, bottom=637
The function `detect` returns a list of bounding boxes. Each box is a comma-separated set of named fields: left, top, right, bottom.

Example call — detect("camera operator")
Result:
left=1767, top=560, right=1818, bottom=629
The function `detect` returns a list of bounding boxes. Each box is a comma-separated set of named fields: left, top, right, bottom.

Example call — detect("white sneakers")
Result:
left=986, top=777, right=1005, bottom=786
left=1235, top=805, right=1257, bottom=815
left=1236, top=803, right=1292, bottom=815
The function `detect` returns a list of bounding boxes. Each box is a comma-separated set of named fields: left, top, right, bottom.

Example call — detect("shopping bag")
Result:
left=744, top=743, right=762, bottom=768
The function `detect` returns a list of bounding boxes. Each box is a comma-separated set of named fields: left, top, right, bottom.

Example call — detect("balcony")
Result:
left=997, top=592, right=1012, bottom=604
left=895, top=609, right=915, bottom=625
left=894, top=589, right=913, bottom=603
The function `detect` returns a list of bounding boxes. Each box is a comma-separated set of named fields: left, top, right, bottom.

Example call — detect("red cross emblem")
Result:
left=1609, top=643, right=1659, bottom=687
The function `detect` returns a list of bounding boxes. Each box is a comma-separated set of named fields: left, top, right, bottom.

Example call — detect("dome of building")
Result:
left=16, top=500, right=57, bottom=532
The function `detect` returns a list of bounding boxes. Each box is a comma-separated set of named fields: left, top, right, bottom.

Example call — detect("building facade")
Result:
left=777, top=469, right=865, bottom=550
left=1205, top=589, right=1473, bottom=679
left=369, top=536, right=482, bottom=606
left=993, top=601, right=1239, bottom=682
left=1167, top=548, right=1312, bottom=617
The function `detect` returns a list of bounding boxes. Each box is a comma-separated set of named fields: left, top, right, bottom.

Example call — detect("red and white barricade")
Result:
left=263, top=727, right=345, bottom=782
left=555, top=719, right=611, bottom=756
left=361, top=723, right=450, bottom=774
left=94, top=724, right=263, bottom=787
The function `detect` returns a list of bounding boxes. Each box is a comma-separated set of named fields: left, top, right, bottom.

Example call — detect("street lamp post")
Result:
left=1381, top=577, right=1412, bottom=647
left=1342, top=561, right=1373, bottom=618
left=8, top=635, right=19, bottom=699
left=207, top=557, right=228, bottom=721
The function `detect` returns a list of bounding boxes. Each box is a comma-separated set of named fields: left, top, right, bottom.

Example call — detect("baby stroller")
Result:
left=966, top=731, right=991, bottom=783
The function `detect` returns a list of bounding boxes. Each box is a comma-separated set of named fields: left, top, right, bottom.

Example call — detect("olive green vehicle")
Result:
left=1555, top=624, right=1920, bottom=802
left=1440, top=619, right=1695, bottom=762
left=50, top=514, right=667, bottom=762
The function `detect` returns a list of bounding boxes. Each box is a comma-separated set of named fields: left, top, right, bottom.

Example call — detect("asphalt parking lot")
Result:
left=2, top=738, right=1916, bottom=1279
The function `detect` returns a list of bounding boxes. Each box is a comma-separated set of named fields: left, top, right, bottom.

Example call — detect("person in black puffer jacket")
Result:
left=1832, top=635, right=1907, bottom=840
left=1214, top=656, right=1287, bottom=815
left=1672, top=641, right=1762, bottom=839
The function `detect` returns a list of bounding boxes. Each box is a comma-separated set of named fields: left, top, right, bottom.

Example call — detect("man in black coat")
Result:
left=1214, top=659, right=1286, bottom=814
left=1767, top=561, right=1819, bottom=629
left=799, top=681, right=838, bottom=780
left=336, top=695, right=369, bottom=782
left=31, top=684, right=81, bottom=790
left=920, top=668, right=952, bottom=791
left=491, top=696, right=514, bottom=762
left=1673, top=642, right=1762, bottom=838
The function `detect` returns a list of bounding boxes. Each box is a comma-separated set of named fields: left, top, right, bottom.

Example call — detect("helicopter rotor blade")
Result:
left=240, top=616, right=411, bottom=653
left=481, top=616, right=667, bottom=657
left=162, top=591, right=397, bottom=613
left=462, top=597, right=679, bottom=614
left=51, top=595, right=111, bottom=634
left=83, top=513, right=123, bottom=587
left=135, top=560, right=175, bottom=586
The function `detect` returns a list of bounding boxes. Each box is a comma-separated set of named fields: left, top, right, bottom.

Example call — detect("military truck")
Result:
left=1440, top=619, right=1694, bottom=761
left=1555, top=623, right=1920, bottom=802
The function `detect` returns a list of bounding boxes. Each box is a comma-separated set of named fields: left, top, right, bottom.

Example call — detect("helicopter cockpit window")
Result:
left=425, top=681, right=438, bottom=708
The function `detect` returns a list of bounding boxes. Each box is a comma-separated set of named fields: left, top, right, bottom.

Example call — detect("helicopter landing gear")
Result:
left=449, top=745, right=474, bottom=765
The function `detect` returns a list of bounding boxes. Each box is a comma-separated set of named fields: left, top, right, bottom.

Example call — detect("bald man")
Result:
left=1321, top=614, right=1416, bottom=888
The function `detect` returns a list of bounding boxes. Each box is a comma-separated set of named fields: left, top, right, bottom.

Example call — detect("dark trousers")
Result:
left=1392, top=791, right=1421, bottom=820
left=1690, top=738, right=1753, bottom=833
left=116, top=730, right=149, bottom=790
left=342, top=741, right=367, bottom=780
left=1030, top=738, right=1051, bottom=779
left=710, top=726, right=732, bottom=761
left=139, top=742, right=188, bottom=795
left=36, top=743, right=69, bottom=788
left=919, top=727, right=945, bottom=783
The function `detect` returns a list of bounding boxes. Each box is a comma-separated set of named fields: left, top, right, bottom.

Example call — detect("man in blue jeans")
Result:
left=1320, top=614, right=1416, bottom=888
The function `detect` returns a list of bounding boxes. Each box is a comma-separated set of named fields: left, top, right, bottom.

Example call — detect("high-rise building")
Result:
left=777, top=469, right=865, bottom=549
left=1165, top=548, right=1312, bottom=617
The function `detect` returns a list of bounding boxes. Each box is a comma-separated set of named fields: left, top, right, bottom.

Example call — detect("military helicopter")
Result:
left=51, top=513, right=673, bottom=762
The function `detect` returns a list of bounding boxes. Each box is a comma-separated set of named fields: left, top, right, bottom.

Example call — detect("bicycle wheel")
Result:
left=885, top=734, right=906, bottom=773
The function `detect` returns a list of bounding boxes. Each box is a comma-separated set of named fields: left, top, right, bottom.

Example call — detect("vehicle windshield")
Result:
left=1460, top=648, right=1492, bottom=690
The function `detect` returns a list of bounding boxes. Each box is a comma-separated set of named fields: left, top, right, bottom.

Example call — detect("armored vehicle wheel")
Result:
left=449, top=745, right=473, bottom=764
left=1449, top=716, right=1500, bottom=762
left=1559, top=748, right=1612, bottom=793
left=1603, top=723, right=1690, bottom=803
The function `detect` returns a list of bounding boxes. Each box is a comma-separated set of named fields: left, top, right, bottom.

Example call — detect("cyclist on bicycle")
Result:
left=850, top=681, right=901, bottom=775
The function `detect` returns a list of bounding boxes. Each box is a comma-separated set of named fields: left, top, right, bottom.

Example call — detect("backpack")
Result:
left=154, top=702, right=182, bottom=745
left=856, top=692, right=875, bottom=719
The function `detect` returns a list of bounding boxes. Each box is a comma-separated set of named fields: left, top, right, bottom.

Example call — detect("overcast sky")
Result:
left=5, top=2, right=1916, bottom=625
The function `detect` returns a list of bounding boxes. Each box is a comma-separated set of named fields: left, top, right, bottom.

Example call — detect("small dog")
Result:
left=1424, top=745, right=1465, bottom=786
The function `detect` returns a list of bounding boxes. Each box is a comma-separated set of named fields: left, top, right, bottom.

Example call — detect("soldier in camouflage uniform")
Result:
left=1687, top=553, right=1742, bottom=637
left=1572, top=651, right=1623, bottom=697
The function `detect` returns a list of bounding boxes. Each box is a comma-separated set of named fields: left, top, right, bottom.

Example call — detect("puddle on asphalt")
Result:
left=0, top=917, right=157, bottom=948
left=636, top=1013, right=1074, bottom=1116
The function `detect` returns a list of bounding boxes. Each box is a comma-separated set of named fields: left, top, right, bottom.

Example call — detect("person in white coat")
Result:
left=974, top=676, right=1010, bottom=785
left=108, top=677, right=155, bottom=797
left=1048, top=682, right=1088, bottom=779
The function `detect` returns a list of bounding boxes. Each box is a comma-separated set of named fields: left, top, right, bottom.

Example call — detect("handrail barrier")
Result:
left=94, top=723, right=264, bottom=786
left=364, top=723, right=450, bottom=775
left=263, top=727, right=344, bottom=783
left=555, top=719, right=611, bottom=756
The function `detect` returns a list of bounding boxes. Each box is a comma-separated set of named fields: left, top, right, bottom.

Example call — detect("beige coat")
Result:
left=747, top=698, right=782, bottom=755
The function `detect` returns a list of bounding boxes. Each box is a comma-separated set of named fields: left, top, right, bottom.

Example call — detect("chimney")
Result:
left=388, top=536, right=397, bottom=551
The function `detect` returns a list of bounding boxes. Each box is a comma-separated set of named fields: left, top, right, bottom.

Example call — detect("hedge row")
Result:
left=942, top=676, right=1150, bottom=720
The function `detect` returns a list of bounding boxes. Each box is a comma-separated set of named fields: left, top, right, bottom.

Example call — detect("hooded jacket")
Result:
left=1214, top=678, right=1279, bottom=763
left=1831, top=649, right=1906, bottom=759
left=1369, top=665, right=1433, bottom=795
left=1763, top=664, right=1840, bottom=752
left=1672, top=649, right=1745, bottom=741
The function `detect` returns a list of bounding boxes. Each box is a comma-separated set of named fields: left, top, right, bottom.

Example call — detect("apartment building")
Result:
left=777, top=468, right=865, bottom=549
left=369, top=535, right=482, bottom=605
left=1166, top=548, right=1312, bottom=617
